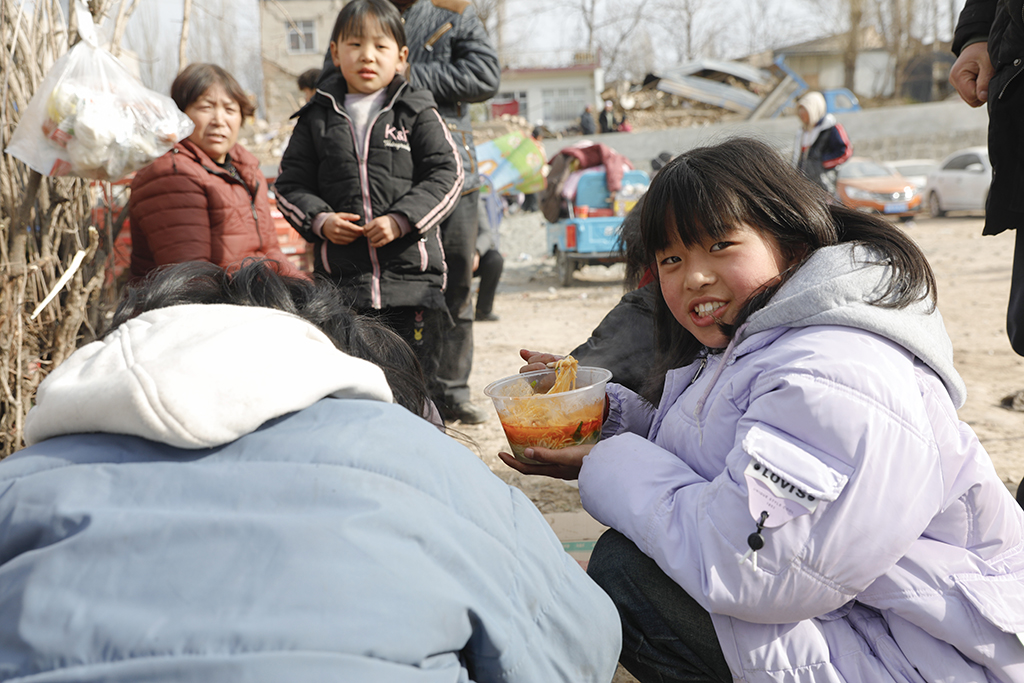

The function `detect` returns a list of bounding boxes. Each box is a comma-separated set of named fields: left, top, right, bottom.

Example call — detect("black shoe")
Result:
left=441, top=401, right=490, bottom=424
left=475, top=311, right=500, bottom=322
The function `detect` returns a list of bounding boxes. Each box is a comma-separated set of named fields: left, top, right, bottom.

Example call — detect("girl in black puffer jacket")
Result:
left=275, top=0, right=463, bottom=397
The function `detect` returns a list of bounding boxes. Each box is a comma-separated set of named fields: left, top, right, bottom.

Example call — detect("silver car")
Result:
left=883, top=159, right=937, bottom=196
left=925, top=147, right=991, bottom=218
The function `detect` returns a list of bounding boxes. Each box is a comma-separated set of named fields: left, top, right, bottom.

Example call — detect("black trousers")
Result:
left=474, top=248, right=503, bottom=317
left=1007, top=230, right=1024, bottom=355
left=357, top=306, right=445, bottom=399
left=435, top=192, right=479, bottom=407
left=587, top=529, right=732, bottom=683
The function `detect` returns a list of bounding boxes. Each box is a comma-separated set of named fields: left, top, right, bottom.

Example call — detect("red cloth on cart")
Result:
left=556, top=144, right=634, bottom=193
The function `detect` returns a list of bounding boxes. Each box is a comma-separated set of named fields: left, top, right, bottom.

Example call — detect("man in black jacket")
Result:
left=391, top=0, right=501, bottom=424
left=598, top=100, right=616, bottom=134
left=950, top=0, right=1024, bottom=507
left=580, top=105, right=596, bottom=135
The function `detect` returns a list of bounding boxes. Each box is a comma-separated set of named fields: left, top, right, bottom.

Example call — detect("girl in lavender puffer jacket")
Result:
left=503, top=138, right=1024, bottom=683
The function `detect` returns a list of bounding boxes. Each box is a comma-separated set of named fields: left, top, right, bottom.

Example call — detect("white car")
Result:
left=884, top=158, right=937, bottom=195
left=925, top=147, right=991, bottom=218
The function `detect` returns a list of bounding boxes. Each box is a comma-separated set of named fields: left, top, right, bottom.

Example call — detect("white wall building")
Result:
left=495, top=61, right=604, bottom=133
left=259, top=0, right=344, bottom=123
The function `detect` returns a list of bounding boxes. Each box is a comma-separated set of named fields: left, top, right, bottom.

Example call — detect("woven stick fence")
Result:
left=1, top=0, right=136, bottom=456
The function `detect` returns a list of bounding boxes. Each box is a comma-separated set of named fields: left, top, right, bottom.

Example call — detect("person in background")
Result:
left=650, top=150, right=674, bottom=175
left=0, top=260, right=623, bottom=683
left=297, top=67, right=320, bottom=102
left=617, top=114, right=633, bottom=132
left=951, top=0, right=1024, bottom=508
left=506, top=137, right=1024, bottom=682
left=580, top=104, right=596, bottom=135
left=473, top=185, right=504, bottom=322
left=386, top=0, right=501, bottom=425
left=128, top=63, right=306, bottom=282
left=599, top=99, right=616, bottom=133
left=519, top=125, right=545, bottom=212
left=275, top=0, right=462, bottom=404
left=791, top=90, right=852, bottom=195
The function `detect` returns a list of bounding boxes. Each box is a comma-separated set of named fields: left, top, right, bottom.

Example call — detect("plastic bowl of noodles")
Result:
left=484, top=362, right=612, bottom=464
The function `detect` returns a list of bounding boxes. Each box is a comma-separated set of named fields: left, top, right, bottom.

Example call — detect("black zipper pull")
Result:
left=740, top=510, right=769, bottom=570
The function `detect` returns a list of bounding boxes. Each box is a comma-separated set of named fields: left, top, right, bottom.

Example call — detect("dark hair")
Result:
left=171, top=63, right=255, bottom=118
left=297, top=68, right=321, bottom=91
left=108, top=260, right=434, bottom=419
left=636, top=136, right=937, bottom=402
left=330, top=0, right=406, bottom=49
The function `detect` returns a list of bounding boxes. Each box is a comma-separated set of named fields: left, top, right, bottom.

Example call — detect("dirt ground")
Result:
left=456, top=209, right=1024, bottom=512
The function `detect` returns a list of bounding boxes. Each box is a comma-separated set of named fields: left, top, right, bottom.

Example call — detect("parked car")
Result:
left=883, top=158, right=938, bottom=194
left=835, top=157, right=922, bottom=221
left=925, top=147, right=991, bottom=218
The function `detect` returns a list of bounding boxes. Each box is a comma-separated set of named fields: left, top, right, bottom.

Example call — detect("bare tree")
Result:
left=620, top=25, right=656, bottom=80
left=653, top=0, right=719, bottom=64
left=872, top=0, right=916, bottom=94
left=595, top=0, right=653, bottom=78
left=180, top=0, right=193, bottom=72
left=845, top=0, right=863, bottom=91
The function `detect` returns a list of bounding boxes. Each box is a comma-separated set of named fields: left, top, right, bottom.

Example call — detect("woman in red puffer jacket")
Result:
left=129, top=63, right=306, bottom=281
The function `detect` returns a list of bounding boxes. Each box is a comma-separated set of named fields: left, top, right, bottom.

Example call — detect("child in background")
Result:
left=275, top=0, right=462, bottom=400
left=504, top=138, right=1024, bottom=682
left=296, top=68, right=321, bottom=102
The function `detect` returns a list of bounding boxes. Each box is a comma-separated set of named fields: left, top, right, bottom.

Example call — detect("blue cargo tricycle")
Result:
left=545, top=168, right=650, bottom=286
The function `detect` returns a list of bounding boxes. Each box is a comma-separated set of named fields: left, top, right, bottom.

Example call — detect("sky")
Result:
left=117, top=0, right=968, bottom=100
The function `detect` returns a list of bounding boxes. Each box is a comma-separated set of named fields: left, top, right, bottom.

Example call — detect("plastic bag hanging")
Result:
left=4, top=0, right=194, bottom=181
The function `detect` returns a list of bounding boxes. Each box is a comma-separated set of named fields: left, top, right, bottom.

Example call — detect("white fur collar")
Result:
left=24, top=304, right=393, bottom=449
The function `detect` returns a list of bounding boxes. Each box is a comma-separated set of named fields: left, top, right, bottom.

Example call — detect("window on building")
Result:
left=541, top=87, right=588, bottom=123
left=287, top=20, right=316, bottom=54
left=497, top=91, right=529, bottom=103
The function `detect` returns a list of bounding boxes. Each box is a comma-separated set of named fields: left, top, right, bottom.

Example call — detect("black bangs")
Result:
left=331, top=0, right=407, bottom=49
left=639, top=151, right=750, bottom=259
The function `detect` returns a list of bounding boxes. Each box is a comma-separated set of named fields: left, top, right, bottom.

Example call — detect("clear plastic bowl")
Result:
left=483, top=366, right=612, bottom=464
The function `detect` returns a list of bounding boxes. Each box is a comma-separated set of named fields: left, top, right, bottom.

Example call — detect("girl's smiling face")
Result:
left=656, top=220, right=790, bottom=348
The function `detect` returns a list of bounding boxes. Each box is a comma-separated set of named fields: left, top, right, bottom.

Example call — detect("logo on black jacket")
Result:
left=383, top=123, right=411, bottom=152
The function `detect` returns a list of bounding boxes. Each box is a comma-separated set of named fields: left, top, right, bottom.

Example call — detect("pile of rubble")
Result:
left=597, top=59, right=788, bottom=133
left=472, top=114, right=535, bottom=144
left=601, top=89, right=743, bottom=132
left=239, top=118, right=297, bottom=170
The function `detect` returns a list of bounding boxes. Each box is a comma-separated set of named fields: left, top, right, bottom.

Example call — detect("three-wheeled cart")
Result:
left=545, top=168, right=650, bottom=286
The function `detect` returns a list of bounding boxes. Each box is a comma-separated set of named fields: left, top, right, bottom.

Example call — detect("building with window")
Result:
left=494, top=56, right=603, bottom=134
left=259, top=0, right=345, bottom=123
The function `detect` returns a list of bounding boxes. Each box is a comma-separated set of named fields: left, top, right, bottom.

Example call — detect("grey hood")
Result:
left=739, top=244, right=966, bottom=408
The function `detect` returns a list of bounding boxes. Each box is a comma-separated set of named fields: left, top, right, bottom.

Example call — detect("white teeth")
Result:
left=695, top=302, right=724, bottom=317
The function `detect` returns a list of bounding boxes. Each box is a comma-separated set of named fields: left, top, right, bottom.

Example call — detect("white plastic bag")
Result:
left=5, top=1, right=193, bottom=181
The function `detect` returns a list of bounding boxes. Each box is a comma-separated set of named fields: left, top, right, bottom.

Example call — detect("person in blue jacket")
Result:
left=0, top=260, right=622, bottom=683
